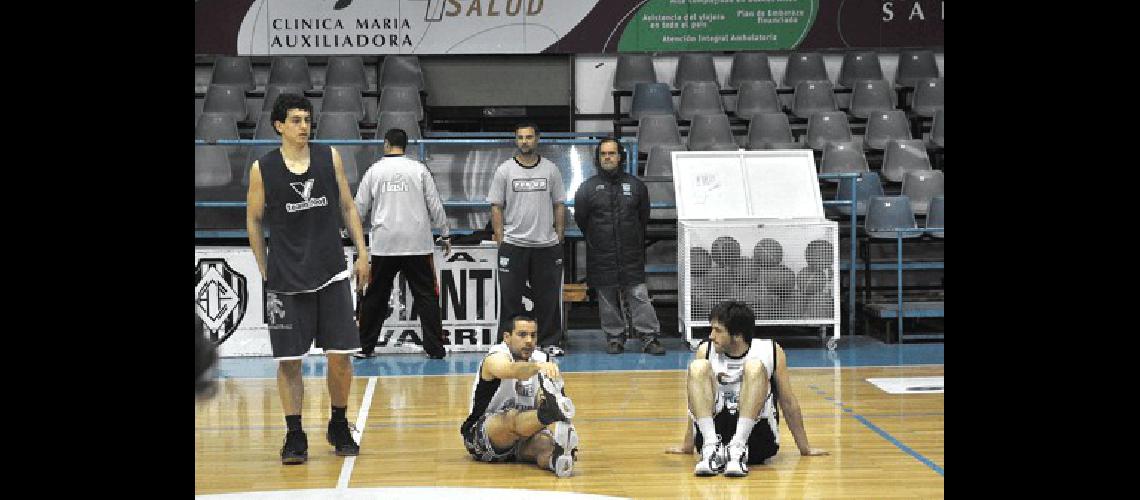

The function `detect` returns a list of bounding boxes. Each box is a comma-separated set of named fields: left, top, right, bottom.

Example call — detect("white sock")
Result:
left=696, top=417, right=718, bottom=448
left=729, top=417, right=756, bottom=448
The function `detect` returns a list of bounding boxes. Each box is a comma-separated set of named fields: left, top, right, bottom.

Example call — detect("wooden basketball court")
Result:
left=195, top=364, right=943, bottom=498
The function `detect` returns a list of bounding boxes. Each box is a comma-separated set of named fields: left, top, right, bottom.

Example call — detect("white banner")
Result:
left=195, top=244, right=510, bottom=357
left=236, top=0, right=595, bottom=55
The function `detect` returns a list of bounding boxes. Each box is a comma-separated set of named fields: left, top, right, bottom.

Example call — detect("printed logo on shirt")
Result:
left=512, top=178, right=548, bottom=192
left=622, top=183, right=632, bottom=196
left=286, top=179, right=329, bottom=213
left=382, top=180, right=409, bottom=192
left=499, top=256, right=510, bottom=269
left=595, top=184, right=605, bottom=191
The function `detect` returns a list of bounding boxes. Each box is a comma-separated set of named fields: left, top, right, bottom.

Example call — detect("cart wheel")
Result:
left=826, top=337, right=838, bottom=351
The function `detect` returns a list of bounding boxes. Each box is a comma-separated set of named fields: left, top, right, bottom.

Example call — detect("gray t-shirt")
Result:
left=355, top=155, right=450, bottom=256
left=487, top=156, right=565, bottom=247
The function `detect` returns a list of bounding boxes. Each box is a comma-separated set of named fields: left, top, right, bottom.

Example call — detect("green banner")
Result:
left=618, top=0, right=818, bottom=52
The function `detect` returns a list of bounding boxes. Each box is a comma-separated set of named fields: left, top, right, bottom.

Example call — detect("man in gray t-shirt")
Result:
left=488, top=123, right=567, bottom=355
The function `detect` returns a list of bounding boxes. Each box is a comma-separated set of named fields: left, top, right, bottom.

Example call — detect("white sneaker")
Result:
left=694, top=441, right=725, bottom=476
left=544, top=345, right=566, bottom=357
left=549, top=421, right=579, bottom=478
left=724, top=442, right=749, bottom=477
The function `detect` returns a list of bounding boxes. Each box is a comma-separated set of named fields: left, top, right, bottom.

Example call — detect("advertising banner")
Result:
left=195, top=0, right=943, bottom=55
left=194, top=244, right=506, bottom=357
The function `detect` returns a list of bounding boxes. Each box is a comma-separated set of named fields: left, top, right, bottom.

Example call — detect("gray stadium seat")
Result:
left=911, top=78, right=944, bottom=118
left=202, top=84, right=248, bottom=124
left=806, top=111, right=853, bottom=151
left=864, top=110, right=912, bottom=150
left=881, top=139, right=932, bottom=182
left=728, top=52, right=774, bottom=88
left=674, top=53, right=719, bottom=90
left=316, top=112, right=364, bottom=186
left=837, top=51, right=884, bottom=88
left=644, top=178, right=676, bottom=219
left=929, top=109, right=944, bottom=148
left=900, top=169, right=944, bottom=215
left=645, top=144, right=687, bottom=177
left=746, top=112, right=795, bottom=149
left=791, top=80, right=839, bottom=119
left=630, top=82, right=675, bottom=121
left=835, top=171, right=884, bottom=216
left=379, top=56, right=425, bottom=91
left=782, top=52, right=829, bottom=88
left=325, top=56, right=369, bottom=92
left=196, top=112, right=245, bottom=175
left=733, top=80, right=782, bottom=120
left=820, top=141, right=869, bottom=180
left=195, top=113, right=240, bottom=142
left=268, top=56, right=313, bottom=90
left=211, top=56, right=255, bottom=91
left=244, top=114, right=282, bottom=186
left=687, top=113, right=737, bottom=151
left=195, top=147, right=233, bottom=188
left=849, top=79, right=895, bottom=120
left=636, top=114, right=683, bottom=155
left=678, top=81, right=725, bottom=121
left=865, top=196, right=920, bottom=239
left=926, top=195, right=944, bottom=238
left=376, top=110, right=422, bottom=140
left=378, top=85, right=423, bottom=121
left=895, top=49, right=940, bottom=88
left=614, top=54, right=658, bottom=91
left=321, top=86, right=366, bottom=122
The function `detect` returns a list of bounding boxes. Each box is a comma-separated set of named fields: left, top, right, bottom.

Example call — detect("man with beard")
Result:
left=488, top=123, right=568, bottom=356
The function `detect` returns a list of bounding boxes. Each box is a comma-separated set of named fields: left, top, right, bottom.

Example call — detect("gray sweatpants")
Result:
left=596, top=283, right=660, bottom=343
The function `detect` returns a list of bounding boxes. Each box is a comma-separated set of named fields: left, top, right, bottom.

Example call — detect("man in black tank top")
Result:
left=246, top=94, right=372, bottom=465
left=666, top=301, right=828, bottom=477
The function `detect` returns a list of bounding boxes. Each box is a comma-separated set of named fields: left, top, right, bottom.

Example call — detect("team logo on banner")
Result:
left=195, top=259, right=249, bottom=345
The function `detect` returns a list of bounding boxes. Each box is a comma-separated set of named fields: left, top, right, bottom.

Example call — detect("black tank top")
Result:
left=258, top=144, right=347, bottom=292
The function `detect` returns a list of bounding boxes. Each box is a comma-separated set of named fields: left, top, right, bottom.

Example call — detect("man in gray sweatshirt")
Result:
left=354, top=128, right=451, bottom=359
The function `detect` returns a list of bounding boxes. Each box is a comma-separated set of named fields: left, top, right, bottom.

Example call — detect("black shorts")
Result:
left=462, top=412, right=522, bottom=462
left=266, top=278, right=360, bottom=359
left=692, top=411, right=780, bottom=465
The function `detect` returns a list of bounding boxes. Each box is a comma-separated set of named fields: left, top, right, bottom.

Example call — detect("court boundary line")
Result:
left=808, top=384, right=945, bottom=476
left=219, top=364, right=945, bottom=381
left=336, top=376, right=377, bottom=489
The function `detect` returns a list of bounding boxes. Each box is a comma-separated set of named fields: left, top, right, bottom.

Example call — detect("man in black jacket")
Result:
left=573, top=138, right=666, bottom=355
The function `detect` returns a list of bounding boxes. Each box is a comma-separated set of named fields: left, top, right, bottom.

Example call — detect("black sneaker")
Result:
left=326, top=420, right=360, bottom=456
left=280, top=430, right=308, bottom=465
left=643, top=339, right=666, bottom=356
left=606, top=341, right=624, bottom=354
left=353, top=351, right=376, bottom=360
left=424, top=351, right=446, bottom=360
left=535, top=372, right=575, bottom=424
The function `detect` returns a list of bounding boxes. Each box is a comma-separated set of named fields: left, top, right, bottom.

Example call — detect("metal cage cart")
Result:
left=671, top=150, right=841, bottom=351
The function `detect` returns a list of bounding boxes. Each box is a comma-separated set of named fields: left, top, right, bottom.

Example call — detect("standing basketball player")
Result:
left=666, top=301, right=828, bottom=476
left=353, top=128, right=451, bottom=360
left=489, top=123, right=567, bottom=356
left=246, top=93, right=371, bottom=465
left=460, top=313, right=580, bottom=477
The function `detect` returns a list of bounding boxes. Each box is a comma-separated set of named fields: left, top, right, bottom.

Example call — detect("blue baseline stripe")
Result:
left=851, top=413, right=945, bottom=476
left=809, top=384, right=944, bottom=476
